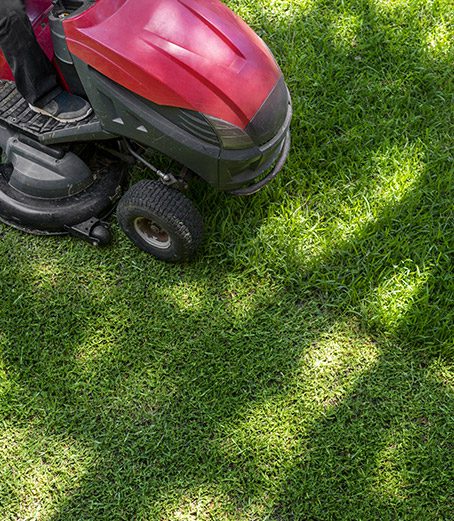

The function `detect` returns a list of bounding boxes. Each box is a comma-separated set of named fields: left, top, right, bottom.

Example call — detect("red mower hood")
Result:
left=64, top=0, right=282, bottom=128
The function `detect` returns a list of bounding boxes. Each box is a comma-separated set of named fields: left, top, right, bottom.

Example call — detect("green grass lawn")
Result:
left=1, top=0, right=453, bottom=519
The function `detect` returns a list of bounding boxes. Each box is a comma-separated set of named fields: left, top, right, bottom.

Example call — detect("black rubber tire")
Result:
left=117, top=180, right=203, bottom=262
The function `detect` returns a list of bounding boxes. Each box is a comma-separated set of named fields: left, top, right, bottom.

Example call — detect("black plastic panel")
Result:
left=72, top=57, right=292, bottom=192
left=72, top=58, right=222, bottom=187
left=152, top=107, right=219, bottom=147
left=0, top=162, right=124, bottom=233
left=5, top=137, right=93, bottom=199
left=246, top=76, right=290, bottom=146
left=49, top=9, right=87, bottom=97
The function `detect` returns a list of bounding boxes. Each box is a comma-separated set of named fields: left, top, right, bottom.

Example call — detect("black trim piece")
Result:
left=246, top=76, right=289, bottom=146
left=228, top=131, right=290, bottom=195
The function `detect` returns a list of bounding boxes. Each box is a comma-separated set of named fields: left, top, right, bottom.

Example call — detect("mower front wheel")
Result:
left=117, top=180, right=203, bottom=262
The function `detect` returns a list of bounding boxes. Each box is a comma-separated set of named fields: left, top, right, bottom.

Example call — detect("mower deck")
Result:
left=0, top=81, right=126, bottom=243
left=0, top=80, right=107, bottom=144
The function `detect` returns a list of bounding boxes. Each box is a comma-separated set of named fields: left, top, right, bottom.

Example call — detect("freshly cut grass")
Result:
left=0, top=1, right=453, bottom=520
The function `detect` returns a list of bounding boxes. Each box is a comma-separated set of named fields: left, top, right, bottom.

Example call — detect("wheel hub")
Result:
left=133, top=217, right=171, bottom=249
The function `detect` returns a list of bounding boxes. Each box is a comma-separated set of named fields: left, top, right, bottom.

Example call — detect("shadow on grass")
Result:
left=0, top=0, right=452, bottom=519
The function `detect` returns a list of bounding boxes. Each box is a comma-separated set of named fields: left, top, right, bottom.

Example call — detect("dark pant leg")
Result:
left=0, top=0, right=60, bottom=105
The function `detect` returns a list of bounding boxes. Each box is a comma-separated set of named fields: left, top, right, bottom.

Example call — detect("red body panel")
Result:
left=0, top=0, right=54, bottom=80
left=64, top=0, right=281, bottom=128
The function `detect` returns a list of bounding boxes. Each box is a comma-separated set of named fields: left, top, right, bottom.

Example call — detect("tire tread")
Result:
left=117, top=180, right=203, bottom=262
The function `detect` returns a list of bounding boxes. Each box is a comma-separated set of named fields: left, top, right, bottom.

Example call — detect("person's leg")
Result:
left=0, top=0, right=60, bottom=105
left=0, top=0, right=92, bottom=122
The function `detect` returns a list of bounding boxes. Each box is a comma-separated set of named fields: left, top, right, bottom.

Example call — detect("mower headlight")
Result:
left=205, top=115, right=255, bottom=150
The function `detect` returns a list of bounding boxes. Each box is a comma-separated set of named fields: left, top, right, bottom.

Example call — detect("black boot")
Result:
left=30, top=91, right=92, bottom=123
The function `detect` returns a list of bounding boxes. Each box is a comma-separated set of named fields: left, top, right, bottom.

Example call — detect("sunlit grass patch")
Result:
left=368, top=259, right=430, bottom=332
left=0, top=426, right=91, bottom=521
left=215, top=324, right=379, bottom=509
left=428, top=359, right=454, bottom=392
left=168, top=489, right=239, bottom=521
left=424, top=20, right=453, bottom=58
left=331, top=12, right=362, bottom=50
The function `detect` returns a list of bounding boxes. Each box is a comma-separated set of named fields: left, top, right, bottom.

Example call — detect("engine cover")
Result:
left=63, top=0, right=282, bottom=128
